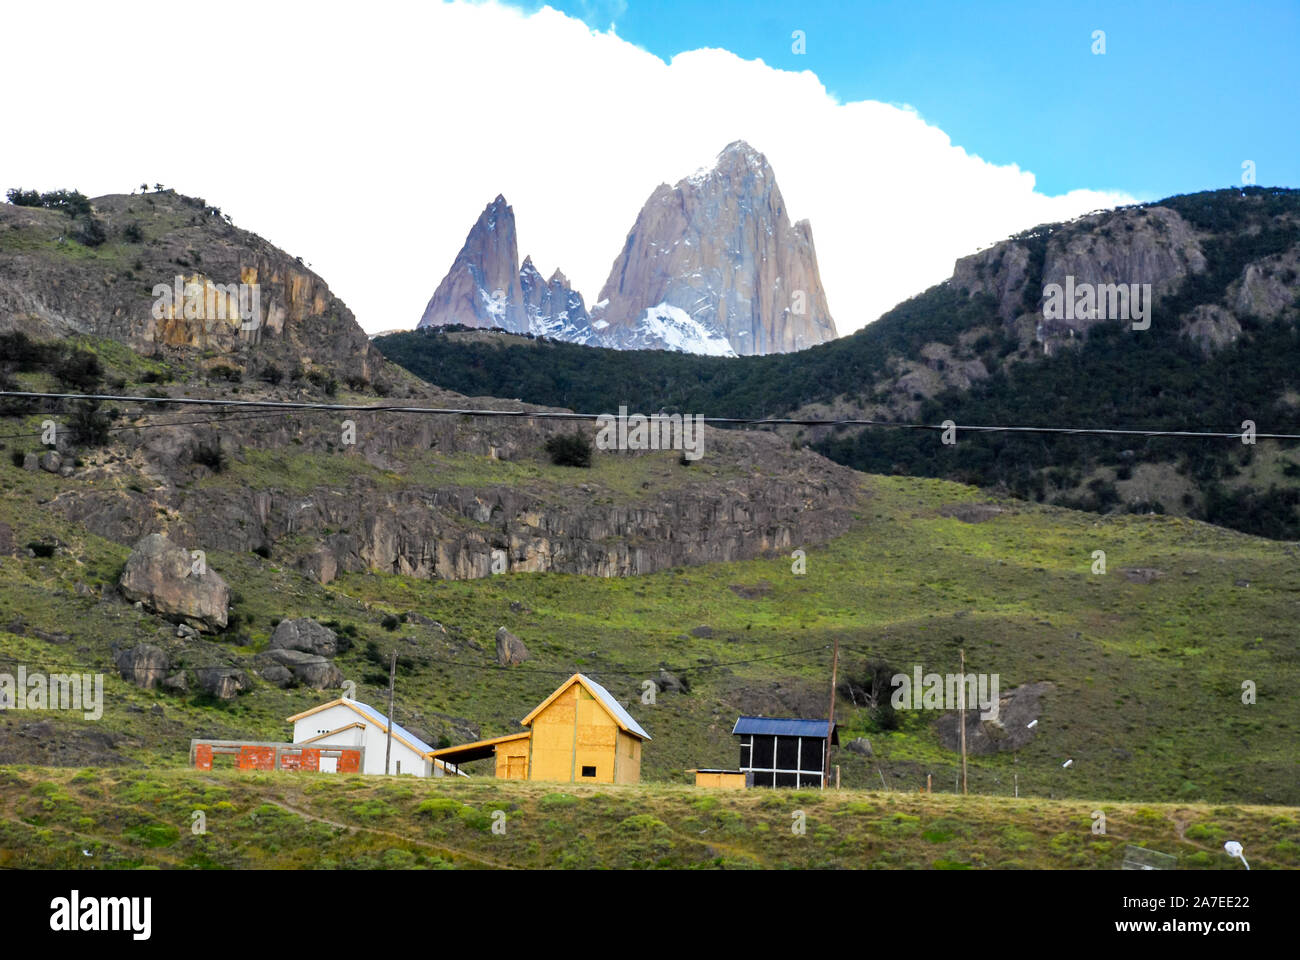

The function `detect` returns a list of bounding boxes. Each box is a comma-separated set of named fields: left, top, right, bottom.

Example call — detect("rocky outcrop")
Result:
left=495, top=626, right=529, bottom=666
left=417, top=143, right=838, bottom=357
left=53, top=407, right=859, bottom=583
left=269, top=618, right=347, bottom=658
left=1231, top=242, right=1300, bottom=319
left=114, top=643, right=169, bottom=690
left=953, top=205, right=1207, bottom=352
left=0, top=192, right=388, bottom=388
left=595, top=141, right=837, bottom=356
left=1182, top=304, right=1242, bottom=353
left=195, top=666, right=249, bottom=700
left=257, top=649, right=342, bottom=690
left=519, top=257, right=597, bottom=342
left=936, top=681, right=1054, bottom=755
left=418, top=195, right=528, bottom=333
left=118, top=534, right=229, bottom=631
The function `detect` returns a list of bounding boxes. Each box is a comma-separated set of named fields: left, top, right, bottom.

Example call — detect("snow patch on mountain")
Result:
left=628, top=303, right=737, bottom=357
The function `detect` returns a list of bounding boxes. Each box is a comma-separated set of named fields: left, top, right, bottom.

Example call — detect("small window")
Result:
left=581, top=765, right=597, bottom=778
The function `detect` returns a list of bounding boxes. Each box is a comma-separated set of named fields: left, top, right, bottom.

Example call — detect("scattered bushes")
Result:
left=192, top=441, right=226, bottom=473
left=544, top=432, right=592, bottom=468
left=68, top=400, right=111, bottom=447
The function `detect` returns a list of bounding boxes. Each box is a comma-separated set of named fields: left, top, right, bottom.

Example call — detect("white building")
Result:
left=286, top=697, right=468, bottom=777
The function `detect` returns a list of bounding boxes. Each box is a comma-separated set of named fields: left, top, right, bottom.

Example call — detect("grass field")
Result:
left=1, top=766, right=1294, bottom=870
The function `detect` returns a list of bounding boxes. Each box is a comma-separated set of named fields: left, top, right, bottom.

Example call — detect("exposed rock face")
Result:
left=54, top=409, right=859, bottom=583
left=1232, top=242, right=1300, bottom=319
left=258, top=649, right=342, bottom=690
left=519, top=257, right=597, bottom=342
left=936, top=681, right=1054, bottom=755
left=118, top=534, right=229, bottom=631
left=417, top=142, right=838, bottom=357
left=195, top=666, right=248, bottom=700
left=595, top=141, right=836, bottom=356
left=419, top=195, right=528, bottom=333
left=114, top=643, right=169, bottom=690
left=1182, top=304, right=1242, bottom=353
left=952, top=205, right=1207, bottom=352
left=495, top=626, right=529, bottom=666
left=269, top=618, right=347, bottom=658
left=0, top=192, right=387, bottom=388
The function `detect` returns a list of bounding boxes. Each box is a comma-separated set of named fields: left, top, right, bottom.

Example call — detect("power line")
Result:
left=1, top=390, right=1295, bottom=441
left=0, top=409, right=290, bottom=442
left=0, top=641, right=833, bottom=681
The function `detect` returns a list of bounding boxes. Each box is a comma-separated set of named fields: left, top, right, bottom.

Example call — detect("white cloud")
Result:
left=0, top=0, right=1133, bottom=337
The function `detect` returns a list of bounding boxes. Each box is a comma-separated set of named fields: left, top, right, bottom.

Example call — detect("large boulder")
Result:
left=119, top=534, right=229, bottom=631
left=195, top=666, right=249, bottom=700
left=269, top=618, right=347, bottom=657
left=654, top=668, right=689, bottom=694
left=936, top=681, right=1055, bottom=755
left=114, top=643, right=169, bottom=690
left=495, top=626, right=529, bottom=666
left=258, top=649, right=342, bottom=690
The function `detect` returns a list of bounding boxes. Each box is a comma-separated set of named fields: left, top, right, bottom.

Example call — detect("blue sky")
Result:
left=524, top=0, right=1299, bottom=200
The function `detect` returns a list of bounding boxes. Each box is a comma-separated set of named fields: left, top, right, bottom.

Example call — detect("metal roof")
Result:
left=732, top=716, right=838, bottom=740
left=343, top=697, right=436, bottom=755
left=580, top=675, right=652, bottom=741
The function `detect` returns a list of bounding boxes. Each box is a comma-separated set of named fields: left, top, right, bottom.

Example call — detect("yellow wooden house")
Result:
left=429, top=673, right=651, bottom=784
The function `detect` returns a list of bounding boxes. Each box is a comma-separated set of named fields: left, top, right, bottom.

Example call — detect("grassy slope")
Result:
left=1, top=766, right=1295, bottom=870
left=2, top=448, right=1297, bottom=806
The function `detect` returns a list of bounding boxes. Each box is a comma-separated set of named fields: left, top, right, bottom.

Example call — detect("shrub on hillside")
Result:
left=545, top=432, right=592, bottom=468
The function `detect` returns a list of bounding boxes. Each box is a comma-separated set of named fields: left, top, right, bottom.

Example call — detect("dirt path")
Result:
left=262, top=798, right=515, bottom=869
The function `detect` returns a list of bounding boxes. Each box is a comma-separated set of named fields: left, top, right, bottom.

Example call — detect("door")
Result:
left=506, top=756, right=527, bottom=779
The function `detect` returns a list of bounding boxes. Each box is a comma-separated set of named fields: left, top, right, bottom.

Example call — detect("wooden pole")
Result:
left=835, top=765, right=840, bottom=790
left=927, top=773, right=932, bottom=795
left=959, top=647, right=968, bottom=795
left=383, top=649, right=397, bottom=776
left=824, top=637, right=839, bottom=788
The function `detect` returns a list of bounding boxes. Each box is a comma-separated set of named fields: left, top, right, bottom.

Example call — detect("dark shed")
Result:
left=732, top=716, right=839, bottom=788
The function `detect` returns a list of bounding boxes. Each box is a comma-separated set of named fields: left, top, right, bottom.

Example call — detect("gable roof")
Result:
left=286, top=698, right=468, bottom=775
left=520, top=673, right=652, bottom=741
left=297, top=721, right=366, bottom=745
left=732, top=716, right=839, bottom=742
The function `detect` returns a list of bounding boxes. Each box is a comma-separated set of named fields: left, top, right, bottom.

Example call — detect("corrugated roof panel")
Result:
left=580, top=675, right=652, bottom=740
left=344, top=698, right=435, bottom=755
left=732, top=716, right=836, bottom=738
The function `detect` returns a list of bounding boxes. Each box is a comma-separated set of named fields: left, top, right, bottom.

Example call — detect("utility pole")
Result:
left=959, top=647, right=968, bottom=795
left=383, top=649, right=397, bottom=776
left=824, top=637, right=839, bottom=788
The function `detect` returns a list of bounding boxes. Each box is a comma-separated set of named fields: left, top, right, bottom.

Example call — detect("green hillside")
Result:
left=2, top=766, right=1295, bottom=870
left=3, top=448, right=1297, bottom=806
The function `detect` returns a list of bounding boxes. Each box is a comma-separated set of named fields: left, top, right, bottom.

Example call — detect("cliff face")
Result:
left=416, top=142, right=838, bottom=356
left=594, top=141, right=838, bottom=356
left=519, top=257, right=597, bottom=343
left=47, top=400, right=861, bottom=585
left=0, top=191, right=386, bottom=386
left=951, top=205, right=1208, bottom=351
left=418, top=194, right=528, bottom=334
